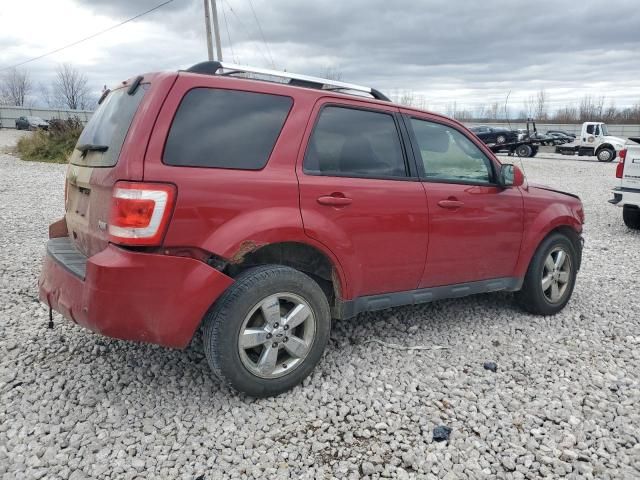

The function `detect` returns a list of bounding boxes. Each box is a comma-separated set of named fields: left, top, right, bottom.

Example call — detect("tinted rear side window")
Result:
left=304, top=106, right=407, bottom=178
left=163, top=88, right=292, bottom=169
left=73, top=84, right=147, bottom=167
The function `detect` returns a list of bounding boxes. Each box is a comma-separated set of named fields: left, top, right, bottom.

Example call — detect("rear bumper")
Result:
left=39, top=237, right=234, bottom=348
left=609, top=186, right=640, bottom=207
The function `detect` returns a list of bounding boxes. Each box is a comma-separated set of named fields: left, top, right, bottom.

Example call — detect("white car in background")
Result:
left=610, top=137, right=640, bottom=228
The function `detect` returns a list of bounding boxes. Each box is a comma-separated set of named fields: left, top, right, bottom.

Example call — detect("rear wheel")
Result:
left=623, top=205, right=640, bottom=229
left=597, top=148, right=615, bottom=162
left=516, top=233, right=578, bottom=315
left=529, top=146, right=539, bottom=157
left=516, top=144, right=533, bottom=157
left=203, top=265, right=331, bottom=397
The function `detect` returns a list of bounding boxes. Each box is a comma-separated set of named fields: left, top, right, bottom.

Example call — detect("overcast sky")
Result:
left=1, top=0, right=639, bottom=114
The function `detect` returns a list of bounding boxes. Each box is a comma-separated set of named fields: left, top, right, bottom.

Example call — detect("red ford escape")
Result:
left=39, top=62, right=584, bottom=397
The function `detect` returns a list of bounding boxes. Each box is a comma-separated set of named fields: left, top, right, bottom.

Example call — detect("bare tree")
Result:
left=52, top=64, right=92, bottom=110
left=38, top=82, right=54, bottom=108
left=0, top=68, right=32, bottom=106
left=323, top=66, right=343, bottom=81
left=445, top=101, right=458, bottom=118
left=602, top=101, right=618, bottom=123
left=578, top=95, right=605, bottom=121
left=488, top=102, right=500, bottom=120
left=522, top=95, right=535, bottom=119
left=475, top=104, right=486, bottom=120
left=535, top=89, right=547, bottom=120
left=398, top=90, right=416, bottom=107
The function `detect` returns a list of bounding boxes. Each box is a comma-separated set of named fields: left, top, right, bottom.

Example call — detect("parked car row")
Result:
left=15, top=116, right=49, bottom=130
left=469, top=125, right=518, bottom=144
left=469, top=125, right=575, bottom=148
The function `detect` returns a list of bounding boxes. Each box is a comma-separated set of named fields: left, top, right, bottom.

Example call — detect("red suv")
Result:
left=39, top=62, right=584, bottom=396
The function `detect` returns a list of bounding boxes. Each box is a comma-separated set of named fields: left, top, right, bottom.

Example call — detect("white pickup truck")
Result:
left=556, top=122, right=626, bottom=162
left=609, top=137, right=640, bottom=229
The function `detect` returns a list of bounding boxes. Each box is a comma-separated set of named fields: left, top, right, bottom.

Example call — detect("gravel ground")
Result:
left=1, top=129, right=639, bottom=480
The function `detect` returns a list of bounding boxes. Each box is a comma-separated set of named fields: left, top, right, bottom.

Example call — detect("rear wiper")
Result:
left=77, top=144, right=109, bottom=154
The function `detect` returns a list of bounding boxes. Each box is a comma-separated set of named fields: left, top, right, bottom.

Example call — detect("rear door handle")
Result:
left=317, top=195, right=352, bottom=206
left=437, top=199, right=464, bottom=209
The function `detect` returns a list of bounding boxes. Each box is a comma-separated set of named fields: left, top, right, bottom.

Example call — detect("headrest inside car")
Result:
left=419, top=125, right=450, bottom=153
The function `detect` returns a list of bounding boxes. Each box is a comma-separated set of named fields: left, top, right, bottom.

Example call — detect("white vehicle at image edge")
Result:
left=610, top=137, right=640, bottom=229
left=556, top=122, right=626, bottom=162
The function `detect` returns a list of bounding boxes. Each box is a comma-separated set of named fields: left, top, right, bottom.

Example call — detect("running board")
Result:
left=334, top=277, right=522, bottom=319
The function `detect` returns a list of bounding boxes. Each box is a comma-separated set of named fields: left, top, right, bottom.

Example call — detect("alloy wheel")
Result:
left=541, top=247, right=572, bottom=303
left=238, top=293, right=316, bottom=379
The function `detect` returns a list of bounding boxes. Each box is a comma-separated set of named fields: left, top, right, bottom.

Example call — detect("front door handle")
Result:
left=317, top=195, right=352, bottom=207
left=437, top=199, right=464, bottom=209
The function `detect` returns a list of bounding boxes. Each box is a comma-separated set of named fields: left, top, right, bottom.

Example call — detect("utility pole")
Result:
left=203, top=0, right=214, bottom=61
left=210, top=0, right=223, bottom=61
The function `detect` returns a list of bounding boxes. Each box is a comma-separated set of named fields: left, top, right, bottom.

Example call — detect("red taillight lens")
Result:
left=108, top=181, right=176, bottom=246
left=616, top=149, right=626, bottom=178
left=111, top=198, right=155, bottom=228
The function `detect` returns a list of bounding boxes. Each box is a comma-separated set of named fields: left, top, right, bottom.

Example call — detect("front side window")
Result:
left=164, top=88, right=292, bottom=169
left=304, top=106, right=407, bottom=178
left=410, top=118, right=493, bottom=184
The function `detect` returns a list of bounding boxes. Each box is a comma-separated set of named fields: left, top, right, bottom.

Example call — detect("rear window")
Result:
left=163, top=88, right=292, bottom=170
left=73, top=85, right=147, bottom=167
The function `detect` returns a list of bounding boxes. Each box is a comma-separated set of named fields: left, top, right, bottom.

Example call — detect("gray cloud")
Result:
left=3, top=0, right=640, bottom=111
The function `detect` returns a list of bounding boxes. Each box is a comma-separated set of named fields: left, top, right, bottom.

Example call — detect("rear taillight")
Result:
left=108, top=181, right=176, bottom=246
left=616, top=149, right=627, bottom=178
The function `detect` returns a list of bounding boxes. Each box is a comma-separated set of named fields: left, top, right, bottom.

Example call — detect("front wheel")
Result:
left=516, top=233, right=578, bottom=315
left=623, top=205, right=640, bottom=229
left=203, top=265, right=331, bottom=397
left=597, top=148, right=615, bottom=162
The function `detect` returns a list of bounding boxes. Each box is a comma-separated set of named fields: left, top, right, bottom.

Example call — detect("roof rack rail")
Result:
left=184, top=61, right=391, bottom=102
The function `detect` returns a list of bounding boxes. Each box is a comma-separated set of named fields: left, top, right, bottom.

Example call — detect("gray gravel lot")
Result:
left=1, top=130, right=639, bottom=479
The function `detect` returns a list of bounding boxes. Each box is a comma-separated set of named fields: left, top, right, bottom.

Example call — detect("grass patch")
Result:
left=16, top=118, right=83, bottom=164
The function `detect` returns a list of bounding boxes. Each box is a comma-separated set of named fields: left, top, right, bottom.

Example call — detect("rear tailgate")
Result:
left=622, top=138, right=640, bottom=189
left=64, top=73, right=177, bottom=257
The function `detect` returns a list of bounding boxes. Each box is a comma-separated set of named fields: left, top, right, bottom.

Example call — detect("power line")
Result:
left=221, top=1, right=237, bottom=63
left=222, top=0, right=271, bottom=66
left=0, top=0, right=175, bottom=72
left=246, top=0, right=274, bottom=68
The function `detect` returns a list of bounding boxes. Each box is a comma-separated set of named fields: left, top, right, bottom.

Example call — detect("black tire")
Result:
left=529, top=146, right=539, bottom=157
left=597, top=148, right=615, bottom=162
left=516, top=144, right=533, bottom=157
left=515, top=232, right=578, bottom=315
left=623, top=205, right=640, bottom=229
left=202, top=265, right=331, bottom=397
